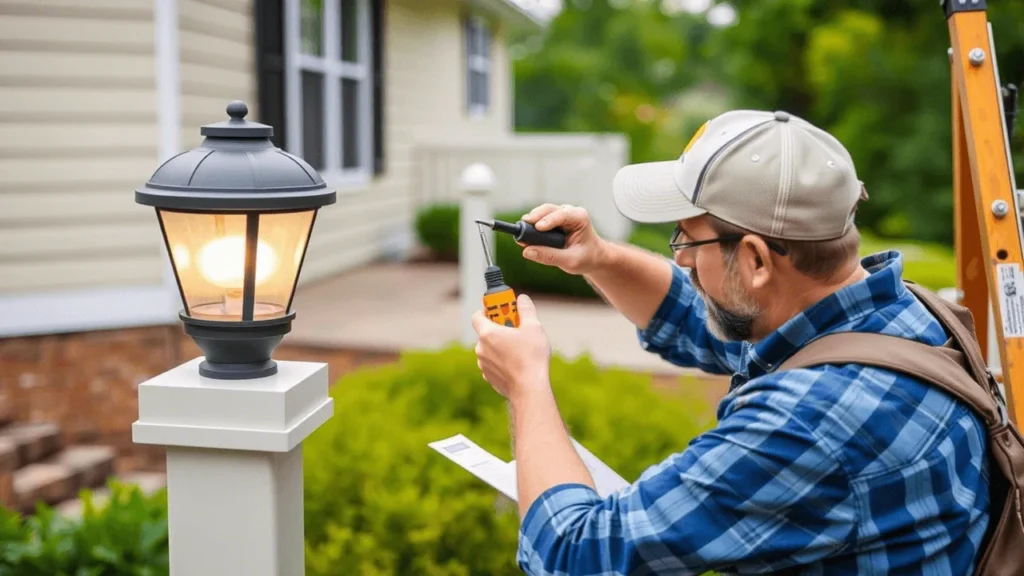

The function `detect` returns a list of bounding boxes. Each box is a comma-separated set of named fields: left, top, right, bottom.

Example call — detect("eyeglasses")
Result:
left=669, top=227, right=789, bottom=255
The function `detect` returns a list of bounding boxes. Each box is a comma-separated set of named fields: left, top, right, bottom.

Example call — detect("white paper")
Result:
left=997, top=263, right=1024, bottom=338
left=429, top=433, right=630, bottom=502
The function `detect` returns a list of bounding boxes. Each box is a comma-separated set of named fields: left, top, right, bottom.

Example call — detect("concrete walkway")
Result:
left=287, top=261, right=696, bottom=376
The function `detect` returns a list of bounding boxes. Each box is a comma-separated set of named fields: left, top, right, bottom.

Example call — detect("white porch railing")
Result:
left=414, top=133, right=632, bottom=242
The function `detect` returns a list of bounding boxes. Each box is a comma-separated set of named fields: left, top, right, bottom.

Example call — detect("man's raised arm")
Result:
left=519, top=204, right=741, bottom=375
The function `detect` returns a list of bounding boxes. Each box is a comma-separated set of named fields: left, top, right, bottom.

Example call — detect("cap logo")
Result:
left=684, top=121, right=708, bottom=154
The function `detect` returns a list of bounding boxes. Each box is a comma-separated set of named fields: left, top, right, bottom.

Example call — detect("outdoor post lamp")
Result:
left=136, top=100, right=335, bottom=379
left=132, top=101, right=336, bottom=576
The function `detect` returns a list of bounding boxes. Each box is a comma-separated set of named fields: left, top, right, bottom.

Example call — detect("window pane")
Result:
left=301, top=0, right=323, bottom=56
left=341, top=0, right=359, bottom=62
left=302, top=71, right=324, bottom=169
left=481, top=69, right=489, bottom=107
left=481, top=22, right=490, bottom=59
left=465, top=19, right=476, bottom=57
left=470, top=70, right=488, bottom=107
left=469, top=70, right=480, bottom=106
left=341, top=78, right=360, bottom=168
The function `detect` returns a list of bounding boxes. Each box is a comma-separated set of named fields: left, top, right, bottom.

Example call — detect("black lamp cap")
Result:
left=135, top=100, right=337, bottom=212
left=200, top=100, right=273, bottom=138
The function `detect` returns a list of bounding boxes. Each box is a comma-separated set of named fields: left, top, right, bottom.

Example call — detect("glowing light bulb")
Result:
left=172, top=245, right=191, bottom=270
left=196, top=235, right=278, bottom=289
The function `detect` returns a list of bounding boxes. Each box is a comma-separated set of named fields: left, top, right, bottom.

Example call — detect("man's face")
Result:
left=672, top=217, right=763, bottom=342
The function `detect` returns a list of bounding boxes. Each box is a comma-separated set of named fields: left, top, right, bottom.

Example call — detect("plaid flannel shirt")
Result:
left=517, top=251, right=990, bottom=575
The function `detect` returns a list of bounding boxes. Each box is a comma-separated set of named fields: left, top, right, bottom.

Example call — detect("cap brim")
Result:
left=612, top=161, right=706, bottom=224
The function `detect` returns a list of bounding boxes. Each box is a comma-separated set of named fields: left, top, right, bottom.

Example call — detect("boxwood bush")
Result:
left=0, top=481, right=169, bottom=575
left=415, top=203, right=461, bottom=262
left=302, top=345, right=715, bottom=575
left=0, top=348, right=715, bottom=575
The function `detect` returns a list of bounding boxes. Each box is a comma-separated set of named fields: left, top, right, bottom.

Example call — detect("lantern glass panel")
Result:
left=159, top=210, right=315, bottom=322
left=253, top=210, right=316, bottom=313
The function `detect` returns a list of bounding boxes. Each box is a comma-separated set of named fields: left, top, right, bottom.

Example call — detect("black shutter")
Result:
left=255, top=0, right=287, bottom=150
left=371, top=0, right=385, bottom=175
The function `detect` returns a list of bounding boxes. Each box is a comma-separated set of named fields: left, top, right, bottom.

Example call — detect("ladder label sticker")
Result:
left=996, top=263, right=1024, bottom=338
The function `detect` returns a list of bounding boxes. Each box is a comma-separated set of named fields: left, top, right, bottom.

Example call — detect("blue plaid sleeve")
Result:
left=516, top=373, right=857, bottom=575
left=636, top=262, right=744, bottom=375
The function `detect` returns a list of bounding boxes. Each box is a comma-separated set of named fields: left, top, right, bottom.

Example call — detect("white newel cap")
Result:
left=460, top=162, right=496, bottom=194
left=132, top=358, right=333, bottom=452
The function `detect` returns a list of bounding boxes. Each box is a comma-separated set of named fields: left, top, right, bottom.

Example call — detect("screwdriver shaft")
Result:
left=476, top=221, right=494, bottom=266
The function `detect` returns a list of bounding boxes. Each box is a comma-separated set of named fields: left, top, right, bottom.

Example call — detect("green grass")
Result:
left=857, top=231, right=955, bottom=291
left=626, top=224, right=956, bottom=291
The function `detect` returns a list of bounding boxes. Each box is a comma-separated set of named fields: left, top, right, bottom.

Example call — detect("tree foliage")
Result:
left=512, top=0, right=1024, bottom=244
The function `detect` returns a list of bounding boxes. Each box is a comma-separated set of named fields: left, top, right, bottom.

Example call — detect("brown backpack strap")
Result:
left=778, top=332, right=1004, bottom=428
left=901, top=281, right=991, bottom=385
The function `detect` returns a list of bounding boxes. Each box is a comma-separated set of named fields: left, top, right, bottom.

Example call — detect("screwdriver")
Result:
left=473, top=218, right=568, bottom=328
left=476, top=222, right=521, bottom=327
left=475, top=218, right=568, bottom=249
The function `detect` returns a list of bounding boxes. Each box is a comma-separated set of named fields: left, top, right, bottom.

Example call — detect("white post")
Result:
left=154, top=0, right=183, bottom=319
left=459, top=162, right=496, bottom=346
left=132, top=359, right=333, bottom=576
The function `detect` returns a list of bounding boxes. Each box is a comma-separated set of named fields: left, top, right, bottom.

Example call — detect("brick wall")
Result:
left=0, top=325, right=398, bottom=475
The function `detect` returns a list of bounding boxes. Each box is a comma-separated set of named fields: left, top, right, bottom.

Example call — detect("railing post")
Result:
left=459, top=162, right=496, bottom=346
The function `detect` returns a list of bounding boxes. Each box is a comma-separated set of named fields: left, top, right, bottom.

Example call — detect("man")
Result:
left=470, top=109, right=990, bottom=575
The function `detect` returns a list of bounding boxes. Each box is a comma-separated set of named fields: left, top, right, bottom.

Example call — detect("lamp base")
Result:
left=180, top=312, right=295, bottom=381
left=198, top=359, right=278, bottom=380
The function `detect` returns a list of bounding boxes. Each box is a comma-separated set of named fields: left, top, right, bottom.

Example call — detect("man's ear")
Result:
left=739, top=235, right=773, bottom=289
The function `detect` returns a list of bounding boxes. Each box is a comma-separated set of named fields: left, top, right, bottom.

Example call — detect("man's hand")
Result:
left=520, top=203, right=609, bottom=275
left=471, top=293, right=595, bottom=521
left=471, top=294, right=552, bottom=403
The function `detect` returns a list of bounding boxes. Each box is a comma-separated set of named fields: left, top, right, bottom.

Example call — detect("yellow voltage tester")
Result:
left=474, top=218, right=567, bottom=327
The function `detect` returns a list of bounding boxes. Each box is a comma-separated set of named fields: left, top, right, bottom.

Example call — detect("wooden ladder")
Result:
left=945, top=0, right=1024, bottom=422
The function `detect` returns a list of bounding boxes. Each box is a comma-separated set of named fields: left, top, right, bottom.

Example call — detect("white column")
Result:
left=459, top=162, right=496, bottom=346
left=154, top=0, right=184, bottom=319
left=132, top=358, right=334, bottom=576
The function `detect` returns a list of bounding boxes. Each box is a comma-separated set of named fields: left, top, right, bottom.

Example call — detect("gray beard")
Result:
left=689, top=268, right=757, bottom=342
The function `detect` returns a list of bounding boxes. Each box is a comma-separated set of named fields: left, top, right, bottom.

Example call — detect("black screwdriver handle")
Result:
left=515, top=221, right=567, bottom=249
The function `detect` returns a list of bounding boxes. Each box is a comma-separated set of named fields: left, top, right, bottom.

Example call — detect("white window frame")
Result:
left=465, top=14, right=491, bottom=118
left=284, top=0, right=374, bottom=189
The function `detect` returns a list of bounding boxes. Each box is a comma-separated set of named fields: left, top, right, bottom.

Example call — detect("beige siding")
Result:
left=179, top=0, right=257, bottom=149
left=0, top=1, right=163, bottom=294
left=301, top=0, right=513, bottom=284
left=0, top=0, right=519, bottom=294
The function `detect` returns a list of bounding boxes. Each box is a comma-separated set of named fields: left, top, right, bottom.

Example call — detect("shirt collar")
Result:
left=742, top=250, right=908, bottom=380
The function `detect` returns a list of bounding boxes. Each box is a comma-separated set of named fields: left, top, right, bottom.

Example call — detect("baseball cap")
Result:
left=611, top=109, right=866, bottom=241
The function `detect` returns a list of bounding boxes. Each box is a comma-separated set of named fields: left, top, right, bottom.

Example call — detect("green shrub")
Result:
left=302, top=345, right=715, bottom=575
left=415, top=203, right=461, bottom=261
left=0, top=348, right=715, bottom=575
left=0, top=481, right=169, bottom=575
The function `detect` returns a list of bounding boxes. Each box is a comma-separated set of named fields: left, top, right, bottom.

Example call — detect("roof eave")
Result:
left=463, top=0, right=546, bottom=32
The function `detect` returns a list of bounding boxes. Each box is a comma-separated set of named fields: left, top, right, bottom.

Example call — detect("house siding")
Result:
left=178, top=0, right=258, bottom=149
left=0, top=1, right=164, bottom=294
left=0, top=0, right=517, bottom=331
left=300, top=0, right=513, bottom=284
